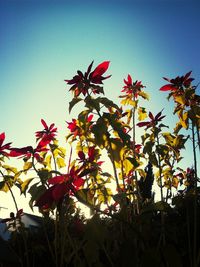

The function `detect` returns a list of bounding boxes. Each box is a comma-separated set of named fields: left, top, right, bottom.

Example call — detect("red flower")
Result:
left=0, top=132, right=12, bottom=157
left=122, top=74, right=145, bottom=98
left=137, top=110, right=165, bottom=129
left=65, top=61, right=111, bottom=97
left=89, top=61, right=111, bottom=84
left=77, top=147, right=104, bottom=174
left=10, top=143, right=48, bottom=162
left=35, top=119, right=57, bottom=147
left=67, top=119, right=80, bottom=137
left=160, top=71, right=194, bottom=92
left=35, top=166, right=86, bottom=209
left=67, top=115, right=93, bottom=137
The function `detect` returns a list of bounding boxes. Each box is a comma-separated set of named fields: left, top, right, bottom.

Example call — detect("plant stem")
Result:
left=0, top=170, right=19, bottom=213
left=156, top=135, right=164, bottom=202
left=132, top=98, right=141, bottom=213
left=192, top=122, right=198, bottom=267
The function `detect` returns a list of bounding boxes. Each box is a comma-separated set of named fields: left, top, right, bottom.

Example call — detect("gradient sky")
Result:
left=0, top=0, right=200, bottom=215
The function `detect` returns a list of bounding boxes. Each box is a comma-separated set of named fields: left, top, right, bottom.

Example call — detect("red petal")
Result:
left=52, top=184, right=68, bottom=201
left=78, top=151, right=85, bottom=160
left=91, top=61, right=110, bottom=78
left=127, top=74, right=132, bottom=85
left=0, top=132, right=5, bottom=147
left=87, top=114, right=93, bottom=122
left=73, top=177, right=84, bottom=189
left=160, top=84, right=176, bottom=91
left=155, top=110, right=163, bottom=120
left=184, top=71, right=192, bottom=80
left=149, top=112, right=154, bottom=121
left=85, top=61, right=94, bottom=77
left=41, top=119, right=48, bottom=129
left=48, top=175, right=66, bottom=184
left=137, top=122, right=150, bottom=127
left=9, top=146, right=33, bottom=156
left=35, top=186, right=55, bottom=208
left=163, top=77, right=171, bottom=82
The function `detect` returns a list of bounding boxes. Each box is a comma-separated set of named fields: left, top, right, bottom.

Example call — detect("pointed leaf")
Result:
left=69, top=97, right=82, bottom=113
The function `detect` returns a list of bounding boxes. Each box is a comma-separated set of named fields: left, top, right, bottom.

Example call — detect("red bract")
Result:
left=10, top=143, right=47, bottom=162
left=35, top=166, right=86, bottom=209
left=67, top=115, right=93, bottom=137
left=35, top=184, right=69, bottom=210
left=65, top=61, right=111, bottom=97
left=35, top=119, right=57, bottom=147
left=67, top=119, right=80, bottom=137
left=160, top=71, right=194, bottom=92
left=89, top=61, right=111, bottom=84
left=122, top=74, right=145, bottom=98
left=137, top=110, right=165, bottom=129
left=0, top=132, right=12, bottom=157
left=78, top=146, right=104, bottom=169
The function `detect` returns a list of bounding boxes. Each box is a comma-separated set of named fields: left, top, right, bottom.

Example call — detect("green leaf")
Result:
left=143, top=141, right=154, bottom=154
left=69, top=97, right=82, bottom=113
left=126, top=157, right=140, bottom=168
left=99, top=97, right=120, bottom=111
left=38, top=169, right=52, bottom=184
left=75, top=189, right=95, bottom=209
left=28, top=183, right=46, bottom=210
left=148, top=152, right=158, bottom=167
left=91, top=118, right=108, bottom=147
left=85, top=95, right=100, bottom=111
left=154, top=201, right=171, bottom=211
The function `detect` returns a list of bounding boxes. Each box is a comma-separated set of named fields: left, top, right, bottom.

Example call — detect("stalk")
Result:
left=155, top=135, right=164, bottom=202
left=192, top=122, right=198, bottom=267
left=132, top=96, right=141, bottom=213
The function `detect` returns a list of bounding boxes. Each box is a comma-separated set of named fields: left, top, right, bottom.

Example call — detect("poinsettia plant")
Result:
left=0, top=61, right=199, bottom=267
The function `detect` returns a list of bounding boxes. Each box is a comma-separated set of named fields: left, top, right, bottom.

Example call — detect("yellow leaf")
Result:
left=121, top=97, right=137, bottom=107
left=2, top=165, right=18, bottom=174
left=45, top=155, right=52, bottom=169
left=56, top=157, right=66, bottom=169
left=20, top=178, right=34, bottom=194
left=179, top=111, right=188, bottom=129
left=58, top=147, right=66, bottom=158
left=172, top=177, right=179, bottom=188
left=174, top=95, right=185, bottom=105
left=138, top=91, right=149, bottom=100
left=123, top=158, right=134, bottom=175
left=23, top=162, right=33, bottom=172
left=137, top=107, right=147, bottom=121
left=0, top=181, right=9, bottom=192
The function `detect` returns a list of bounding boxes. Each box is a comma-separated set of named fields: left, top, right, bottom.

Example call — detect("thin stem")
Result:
left=156, top=135, right=164, bottom=202
left=192, top=122, right=198, bottom=267
left=196, top=124, right=200, bottom=152
left=0, top=170, right=18, bottom=213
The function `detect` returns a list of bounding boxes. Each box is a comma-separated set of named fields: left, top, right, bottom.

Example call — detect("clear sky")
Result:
left=0, top=0, right=200, bottom=216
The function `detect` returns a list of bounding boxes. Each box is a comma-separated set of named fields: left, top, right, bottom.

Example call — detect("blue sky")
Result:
left=0, top=0, right=200, bottom=214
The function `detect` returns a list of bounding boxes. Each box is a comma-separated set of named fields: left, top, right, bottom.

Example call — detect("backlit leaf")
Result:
left=69, top=97, right=82, bottom=113
left=20, top=178, right=34, bottom=195
left=56, top=157, right=66, bottom=169
left=23, top=162, right=33, bottom=172
left=138, top=107, right=147, bottom=121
